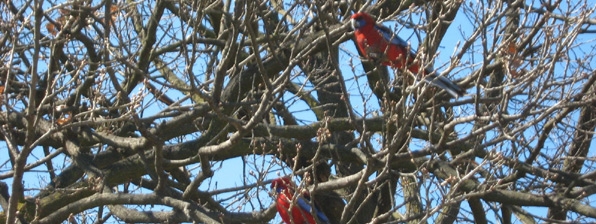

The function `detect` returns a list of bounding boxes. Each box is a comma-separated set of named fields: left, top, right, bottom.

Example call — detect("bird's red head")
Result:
left=270, top=177, right=293, bottom=191
left=351, top=12, right=375, bottom=30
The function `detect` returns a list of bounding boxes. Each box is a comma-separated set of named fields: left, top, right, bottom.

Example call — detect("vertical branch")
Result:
left=212, top=0, right=242, bottom=105
left=6, top=0, right=42, bottom=223
left=402, top=175, right=423, bottom=224
left=436, top=197, right=461, bottom=224
left=549, top=76, right=596, bottom=220
left=424, top=0, right=463, bottom=60
left=124, top=0, right=166, bottom=94
left=468, top=197, right=488, bottom=224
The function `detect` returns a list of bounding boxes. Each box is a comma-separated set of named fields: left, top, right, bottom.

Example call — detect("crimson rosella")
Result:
left=271, top=177, right=330, bottom=224
left=351, top=12, right=464, bottom=98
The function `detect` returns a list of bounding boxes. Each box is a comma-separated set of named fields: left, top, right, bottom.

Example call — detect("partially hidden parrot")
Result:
left=271, top=177, right=330, bottom=224
left=351, top=12, right=464, bottom=98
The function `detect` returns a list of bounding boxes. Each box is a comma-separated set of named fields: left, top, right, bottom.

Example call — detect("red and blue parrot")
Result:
left=271, top=177, right=330, bottom=224
left=351, top=12, right=464, bottom=98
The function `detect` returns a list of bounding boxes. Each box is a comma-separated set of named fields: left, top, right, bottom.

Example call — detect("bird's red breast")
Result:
left=271, top=177, right=318, bottom=224
left=351, top=12, right=422, bottom=74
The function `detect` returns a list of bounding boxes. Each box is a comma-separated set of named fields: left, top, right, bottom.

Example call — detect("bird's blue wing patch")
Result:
left=296, top=197, right=330, bottom=223
left=374, top=24, right=418, bottom=56
left=296, top=197, right=313, bottom=212
left=375, top=24, right=408, bottom=46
